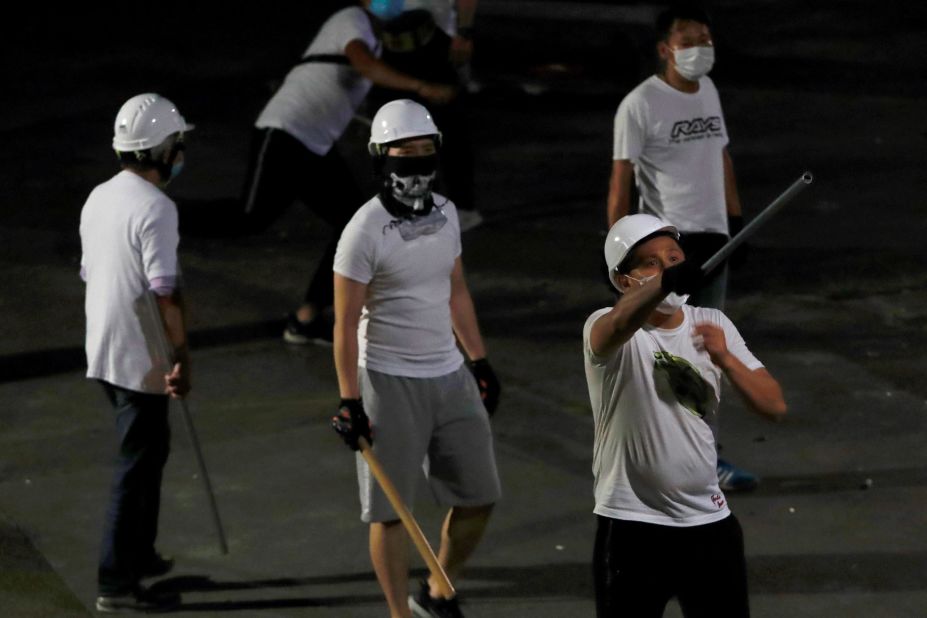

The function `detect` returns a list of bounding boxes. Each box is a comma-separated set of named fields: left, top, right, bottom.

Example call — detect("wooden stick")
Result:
left=358, top=437, right=455, bottom=599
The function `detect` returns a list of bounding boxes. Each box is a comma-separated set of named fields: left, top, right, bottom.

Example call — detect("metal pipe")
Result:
left=701, top=171, right=814, bottom=276
left=145, top=291, right=229, bottom=555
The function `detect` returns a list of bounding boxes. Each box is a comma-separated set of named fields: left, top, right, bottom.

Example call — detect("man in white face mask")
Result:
left=607, top=4, right=757, bottom=491
left=584, top=214, right=786, bottom=617
left=607, top=5, right=741, bottom=307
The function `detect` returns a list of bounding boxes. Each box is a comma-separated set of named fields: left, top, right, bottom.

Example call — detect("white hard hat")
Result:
left=112, top=93, right=193, bottom=152
left=368, top=99, right=441, bottom=155
left=604, top=214, right=679, bottom=290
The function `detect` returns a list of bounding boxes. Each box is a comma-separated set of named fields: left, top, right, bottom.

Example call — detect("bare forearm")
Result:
left=334, top=274, right=367, bottom=399
left=353, top=54, right=423, bottom=94
left=156, top=291, right=188, bottom=359
left=456, top=0, right=477, bottom=28
left=723, top=148, right=742, bottom=217
left=450, top=288, right=486, bottom=360
left=590, top=280, right=665, bottom=356
left=718, top=357, right=786, bottom=420
left=607, top=160, right=633, bottom=227
left=334, top=323, right=360, bottom=399
left=606, top=188, right=630, bottom=228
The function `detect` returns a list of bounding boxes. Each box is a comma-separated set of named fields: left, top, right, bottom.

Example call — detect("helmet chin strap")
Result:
left=155, top=140, right=184, bottom=183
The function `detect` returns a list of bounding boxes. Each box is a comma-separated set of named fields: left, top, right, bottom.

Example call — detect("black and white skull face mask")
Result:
left=380, top=154, right=439, bottom=215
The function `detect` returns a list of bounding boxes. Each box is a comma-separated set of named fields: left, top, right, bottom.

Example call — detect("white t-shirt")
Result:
left=613, top=75, right=730, bottom=234
left=80, top=171, right=179, bottom=394
left=583, top=304, right=763, bottom=526
left=404, top=0, right=458, bottom=35
left=334, top=194, right=465, bottom=378
left=256, top=7, right=381, bottom=156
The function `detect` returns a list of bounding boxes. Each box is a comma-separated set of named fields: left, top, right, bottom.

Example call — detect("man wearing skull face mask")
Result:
left=584, top=214, right=786, bottom=617
left=331, top=99, right=501, bottom=618
left=607, top=3, right=759, bottom=493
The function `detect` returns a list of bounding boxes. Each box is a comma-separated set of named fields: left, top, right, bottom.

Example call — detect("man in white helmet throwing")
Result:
left=584, top=214, right=786, bottom=616
left=80, top=93, right=192, bottom=613
left=607, top=3, right=758, bottom=492
left=331, top=99, right=501, bottom=618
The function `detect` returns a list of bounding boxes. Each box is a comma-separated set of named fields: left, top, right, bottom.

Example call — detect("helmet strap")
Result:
left=155, top=139, right=185, bottom=183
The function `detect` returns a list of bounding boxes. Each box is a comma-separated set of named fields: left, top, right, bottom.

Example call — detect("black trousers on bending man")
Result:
left=239, top=127, right=362, bottom=313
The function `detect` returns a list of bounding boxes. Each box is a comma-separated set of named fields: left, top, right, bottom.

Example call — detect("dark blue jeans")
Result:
left=97, top=381, right=171, bottom=595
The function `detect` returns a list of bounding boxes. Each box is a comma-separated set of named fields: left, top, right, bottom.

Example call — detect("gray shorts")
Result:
left=356, top=364, right=502, bottom=523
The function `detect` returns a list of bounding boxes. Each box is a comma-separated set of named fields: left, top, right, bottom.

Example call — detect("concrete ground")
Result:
left=3, top=1, right=927, bottom=616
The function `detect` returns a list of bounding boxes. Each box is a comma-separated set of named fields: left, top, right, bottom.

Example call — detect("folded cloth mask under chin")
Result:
left=384, top=207, right=448, bottom=241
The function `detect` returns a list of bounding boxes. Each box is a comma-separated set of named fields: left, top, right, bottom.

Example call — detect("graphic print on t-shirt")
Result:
left=653, top=351, right=712, bottom=418
left=669, top=116, right=724, bottom=144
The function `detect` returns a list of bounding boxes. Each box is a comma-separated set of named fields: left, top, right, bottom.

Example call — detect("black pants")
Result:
left=97, top=382, right=171, bottom=595
left=593, top=514, right=749, bottom=618
left=369, top=11, right=475, bottom=211
left=240, top=128, right=361, bottom=309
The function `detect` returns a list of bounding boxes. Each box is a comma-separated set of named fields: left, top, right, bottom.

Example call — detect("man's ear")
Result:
left=614, top=273, right=631, bottom=293
left=657, top=40, right=672, bottom=63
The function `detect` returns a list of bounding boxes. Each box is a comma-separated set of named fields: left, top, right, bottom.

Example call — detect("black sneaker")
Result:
left=140, top=553, right=174, bottom=578
left=283, top=313, right=333, bottom=347
left=408, top=579, right=464, bottom=618
left=95, top=585, right=180, bottom=613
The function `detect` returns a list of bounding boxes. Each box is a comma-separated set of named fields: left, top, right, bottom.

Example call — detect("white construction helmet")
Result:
left=368, top=99, right=441, bottom=155
left=604, top=214, right=679, bottom=290
left=112, top=93, right=193, bottom=152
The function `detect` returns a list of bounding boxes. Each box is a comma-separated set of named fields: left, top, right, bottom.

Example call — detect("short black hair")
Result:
left=655, top=4, right=712, bottom=42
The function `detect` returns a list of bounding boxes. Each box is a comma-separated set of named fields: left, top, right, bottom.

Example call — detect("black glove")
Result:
left=469, top=358, right=501, bottom=416
left=727, top=215, right=749, bottom=269
left=661, top=259, right=704, bottom=295
left=331, top=398, right=372, bottom=451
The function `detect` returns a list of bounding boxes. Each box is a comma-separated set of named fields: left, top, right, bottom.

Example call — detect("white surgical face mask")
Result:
left=672, top=46, right=715, bottom=81
left=624, top=273, right=689, bottom=315
left=655, top=292, right=689, bottom=315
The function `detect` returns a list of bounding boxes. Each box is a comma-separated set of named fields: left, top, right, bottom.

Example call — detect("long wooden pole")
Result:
left=358, top=437, right=455, bottom=599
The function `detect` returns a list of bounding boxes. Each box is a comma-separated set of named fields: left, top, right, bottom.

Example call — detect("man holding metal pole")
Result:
left=331, top=99, right=501, bottom=618
left=585, top=214, right=787, bottom=616
left=606, top=4, right=757, bottom=491
left=80, top=93, right=191, bottom=613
